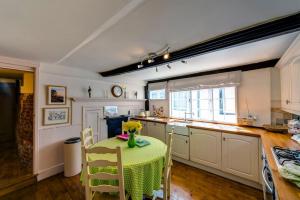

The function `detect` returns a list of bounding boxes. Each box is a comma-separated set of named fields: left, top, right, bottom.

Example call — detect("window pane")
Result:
left=170, top=91, right=191, bottom=118
left=149, top=89, right=165, bottom=100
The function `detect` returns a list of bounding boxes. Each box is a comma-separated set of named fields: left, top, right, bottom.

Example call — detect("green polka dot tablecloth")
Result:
left=81, top=136, right=167, bottom=200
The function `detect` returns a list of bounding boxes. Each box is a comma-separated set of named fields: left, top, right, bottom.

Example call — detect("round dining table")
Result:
left=87, top=135, right=167, bottom=200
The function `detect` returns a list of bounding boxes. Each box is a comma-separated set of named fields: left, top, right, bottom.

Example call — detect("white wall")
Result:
left=149, top=68, right=276, bottom=126
left=37, top=63, right=146, bottom=180
left=238, top=68, right=271, bottom=126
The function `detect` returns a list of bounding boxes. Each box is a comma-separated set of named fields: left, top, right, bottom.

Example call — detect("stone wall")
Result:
left=16, top=93, right=33, bottom=167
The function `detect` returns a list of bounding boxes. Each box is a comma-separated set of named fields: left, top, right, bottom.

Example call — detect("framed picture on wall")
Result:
left=43, top=107, right=69, bottom=125
left=47, top=85, right=67, bottom=105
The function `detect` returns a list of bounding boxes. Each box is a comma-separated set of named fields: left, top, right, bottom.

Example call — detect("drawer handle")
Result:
left=186, top=140, right=188, bottom=144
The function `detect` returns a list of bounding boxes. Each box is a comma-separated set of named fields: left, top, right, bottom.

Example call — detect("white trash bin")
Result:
left=64, top=137, right=81, bottom=177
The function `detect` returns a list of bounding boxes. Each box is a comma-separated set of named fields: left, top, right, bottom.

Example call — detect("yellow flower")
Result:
left=122, top=120, right=142, bottom=133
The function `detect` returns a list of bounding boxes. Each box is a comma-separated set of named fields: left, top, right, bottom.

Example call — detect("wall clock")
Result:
left=111, top=85, right=123, bottom=98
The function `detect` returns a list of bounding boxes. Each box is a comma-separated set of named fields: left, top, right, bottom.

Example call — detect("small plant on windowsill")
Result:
left=122, top=121, right=142, bottom=148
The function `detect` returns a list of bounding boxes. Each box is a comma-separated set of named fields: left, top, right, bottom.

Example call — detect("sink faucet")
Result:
left=184, top=112, right=193, bottom=122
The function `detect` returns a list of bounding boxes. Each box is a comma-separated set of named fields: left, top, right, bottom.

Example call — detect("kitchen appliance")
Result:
left=272, top=146, right=300, bottom=166
left=262, top=149, right=275, bottom=200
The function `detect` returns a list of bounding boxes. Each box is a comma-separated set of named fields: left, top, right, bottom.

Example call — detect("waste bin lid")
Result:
left=64, top=137, right=81, bottom=144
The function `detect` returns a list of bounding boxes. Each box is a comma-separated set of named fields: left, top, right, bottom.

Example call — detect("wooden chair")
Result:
left=81, top=145, right=126, bottom=200
left=153, top=130, right=174, bottom=200
left=81, top=128, right=94, bottom=148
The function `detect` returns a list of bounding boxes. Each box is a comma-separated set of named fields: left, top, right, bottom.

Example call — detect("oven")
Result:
left=261, top=149, right=276, bottom=200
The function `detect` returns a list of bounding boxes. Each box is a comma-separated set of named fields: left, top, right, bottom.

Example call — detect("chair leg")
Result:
left=167, top=173, right=171, bottom=198
left=163, top=181, right=167, bottom=200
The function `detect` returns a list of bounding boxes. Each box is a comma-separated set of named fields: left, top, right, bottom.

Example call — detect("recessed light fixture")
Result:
left=167, top=64, right=171, bottom=69
left=181, top=60, right=187, bottom=64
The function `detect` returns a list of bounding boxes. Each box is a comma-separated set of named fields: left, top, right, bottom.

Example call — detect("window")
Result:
left=170, top=87, right=237, bottom=123
left=149, top=89, right=166, bottom=100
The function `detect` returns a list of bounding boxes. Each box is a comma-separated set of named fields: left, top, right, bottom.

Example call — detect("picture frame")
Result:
left=47, top=85, right=67, bottom=105
left=43, top=107, right=69, bottom=126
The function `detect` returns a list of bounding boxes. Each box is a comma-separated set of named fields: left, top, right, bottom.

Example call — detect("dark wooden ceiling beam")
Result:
left=99, top=12, right=300, bottom=77
left=147, top=59, right=279, bottom=84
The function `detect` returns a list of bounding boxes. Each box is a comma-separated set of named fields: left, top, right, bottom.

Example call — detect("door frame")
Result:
left=0, top=55, right=40, bottom=175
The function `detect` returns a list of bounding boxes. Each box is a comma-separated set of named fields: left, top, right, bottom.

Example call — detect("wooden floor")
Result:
left=0, top=144, right=32, bottom=190
left=0, top=161, right=263, bottom=200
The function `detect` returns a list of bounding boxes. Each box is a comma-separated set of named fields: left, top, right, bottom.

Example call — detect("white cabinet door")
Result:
left=140, top=121, right=148, bottom=136
left=84, top=109, right=101, bottom=142
left=147, top=122, right=166, bottom=143
left=172, top=134, right=189, bottom=160
left=190, top=128, right=222, bottom=169
left=290, top=57, right=300, bottom=112
left=222, top=133, right=259, bottom=182
left=281, top=65, right=291, bottom=110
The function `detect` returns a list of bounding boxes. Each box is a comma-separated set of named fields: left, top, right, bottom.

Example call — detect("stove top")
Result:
left=272, top=146, right=300, bottom=166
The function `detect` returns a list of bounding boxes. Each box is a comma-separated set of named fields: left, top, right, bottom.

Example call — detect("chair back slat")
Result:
left=90, top=185, right=119, bottom=193
left=86, top=146, right=116, bottom=154
left=88, top=160, right=118, bottom=167
left=89, top=172, right=119, bottom=180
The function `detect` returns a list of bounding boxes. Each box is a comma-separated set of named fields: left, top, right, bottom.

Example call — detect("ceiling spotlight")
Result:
left=167, top=64, right=171, bottom=69
left=156, top=67, right=158, bottom=72
left=137, top=61, right=143, bottom=69
left=181, top=60, right=187, bottom=64
left=147, top=58, right=154, bottom=63
left=163, top=48, right=170, bottom=60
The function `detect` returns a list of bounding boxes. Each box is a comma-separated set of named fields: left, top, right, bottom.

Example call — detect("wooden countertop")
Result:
left=133, top=116, right=300, bottom=199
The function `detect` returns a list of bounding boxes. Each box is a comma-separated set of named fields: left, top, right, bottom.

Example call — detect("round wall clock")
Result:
left=111, top=85, right=123, bottom=98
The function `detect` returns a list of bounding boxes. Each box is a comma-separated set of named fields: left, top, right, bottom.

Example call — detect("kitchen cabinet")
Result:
left=279, top=34, right=300, bottom=115
left=190, top=128, right=222, bottom=169
left=222, top=133, right=259, bottom=182
left=147, top=122, right=166, bottom=142
left=140, top=121, right=148, bottom=135
left=290, top=57, right=300, bottom=112
left=172, top=134, right=189, bottom=160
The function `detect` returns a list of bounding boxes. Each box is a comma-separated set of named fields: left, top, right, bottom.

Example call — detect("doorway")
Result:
left=0, top=68, right=34, bottom=193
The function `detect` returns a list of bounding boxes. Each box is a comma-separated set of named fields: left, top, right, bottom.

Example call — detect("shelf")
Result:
left=71, top=97, right=147, bottom=102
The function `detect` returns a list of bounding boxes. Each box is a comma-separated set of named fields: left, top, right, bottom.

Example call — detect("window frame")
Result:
left=169, top=87, right=238, bottom=124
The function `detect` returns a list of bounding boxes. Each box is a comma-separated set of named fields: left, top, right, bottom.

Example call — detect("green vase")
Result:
left=128, top=131, right=136, bottom=148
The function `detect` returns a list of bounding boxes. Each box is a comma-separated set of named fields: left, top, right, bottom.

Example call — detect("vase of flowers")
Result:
left=122, top=121, right=142, bottom=148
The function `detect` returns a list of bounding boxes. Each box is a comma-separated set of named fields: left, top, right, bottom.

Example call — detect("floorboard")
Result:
left=0, top=161, right=263, bottom=200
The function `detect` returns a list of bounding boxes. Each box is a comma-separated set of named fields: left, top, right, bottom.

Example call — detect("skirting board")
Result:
left=37, top=163, right=64, bottom=181
left=173, top=156, right=262, bottom=190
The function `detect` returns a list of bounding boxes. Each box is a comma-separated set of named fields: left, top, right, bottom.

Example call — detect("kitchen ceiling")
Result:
left=102, top=32, right=299, bottom=82
left=0, top=0, right=299, bottom=80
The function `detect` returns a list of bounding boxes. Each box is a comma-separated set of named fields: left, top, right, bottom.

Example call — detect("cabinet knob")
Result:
left=186, top=140, right=188, bottom=144
left=190, top=132, right=192, bottom=135
left=286, top=100, right=290, bottom=104
left=223, top=137, right=226, bottom=141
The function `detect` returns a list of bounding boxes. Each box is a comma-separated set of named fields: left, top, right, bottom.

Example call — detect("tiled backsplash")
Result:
left=271, top=107, right=300, bottom=125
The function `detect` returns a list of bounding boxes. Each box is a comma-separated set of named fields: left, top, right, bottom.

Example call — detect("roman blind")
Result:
left=148, top=81, right=167, bottom=91
left=168, top=71, right=241, bottom=91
